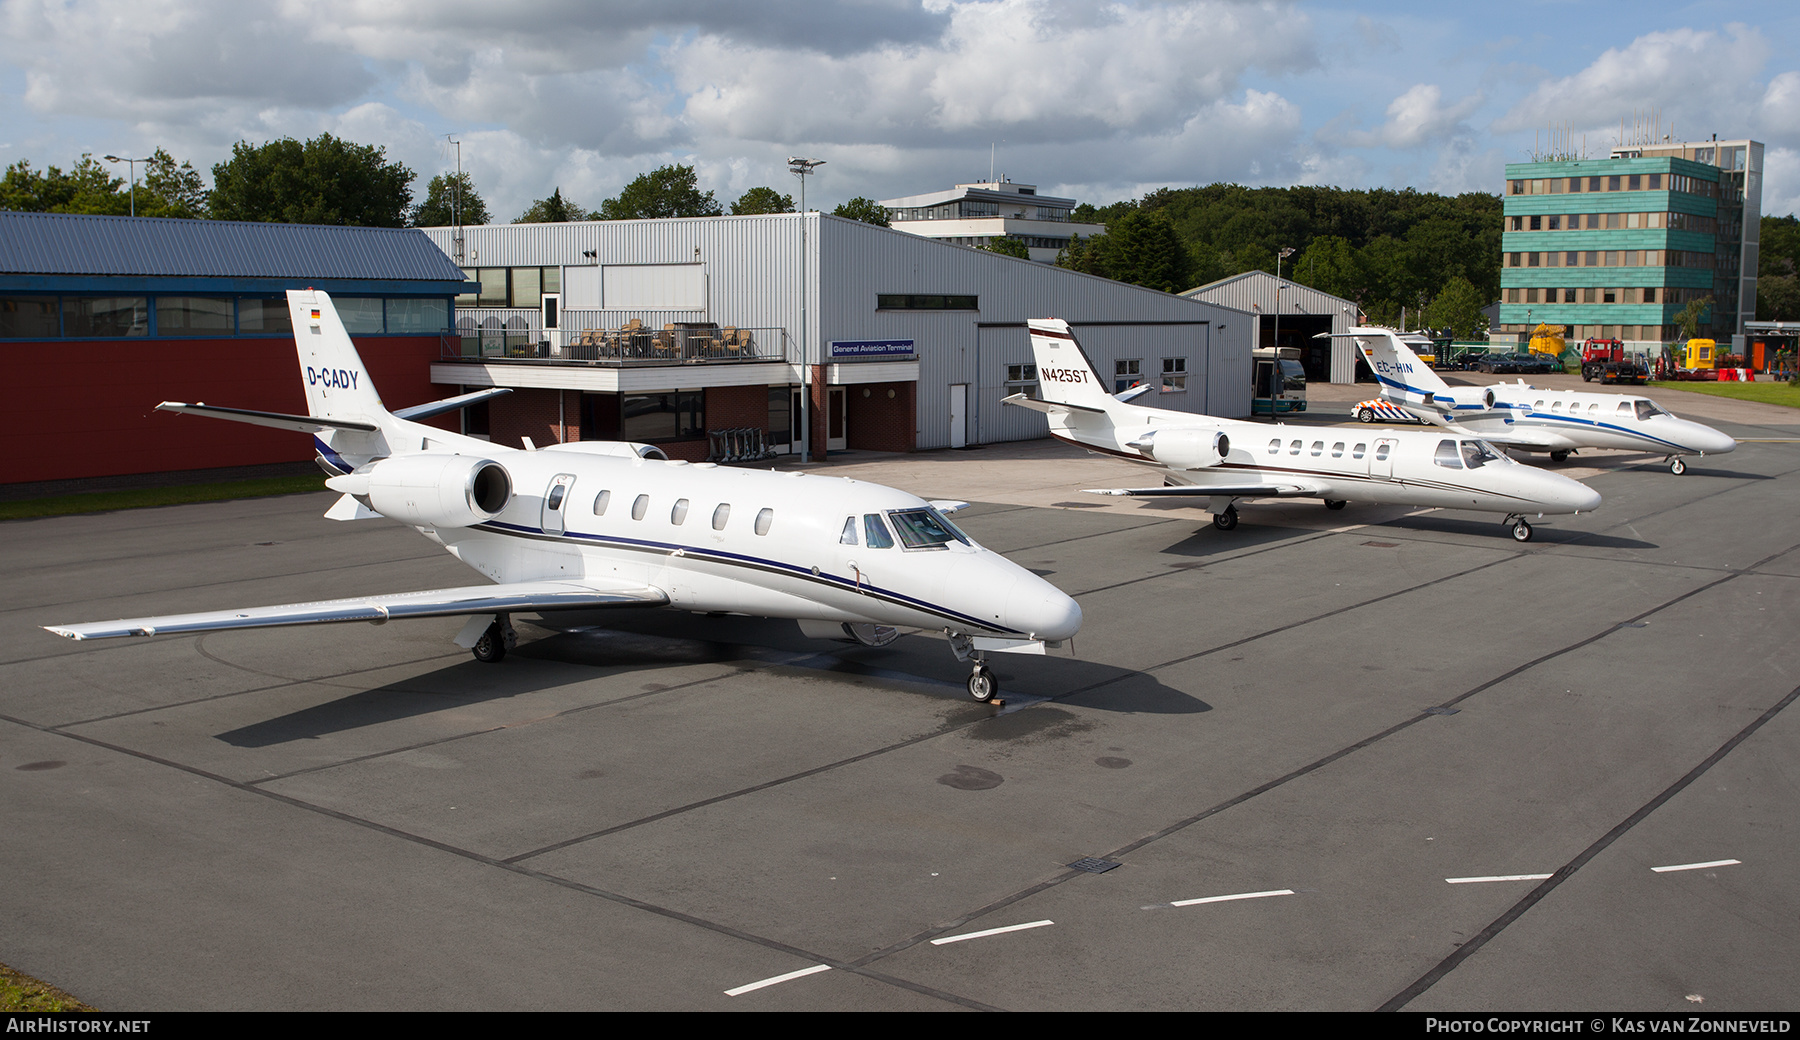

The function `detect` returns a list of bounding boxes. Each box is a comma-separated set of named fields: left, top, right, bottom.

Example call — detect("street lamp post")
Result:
left=788, top=157, right=824, bottom=462
left=103, top=154, right=152, bottom=217
left=1270, top=246, right=1295, bottom=418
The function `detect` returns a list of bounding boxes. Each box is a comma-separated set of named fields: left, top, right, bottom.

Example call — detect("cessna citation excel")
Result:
left=1348, top=327, right=1735, bottom=474
left=1005, top=319, right=1602, bottom=542
left=45, top=290, right=1080, bottom=701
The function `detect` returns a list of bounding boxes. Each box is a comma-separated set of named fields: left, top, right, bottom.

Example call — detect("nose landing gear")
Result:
left=1503, top=515, right=1534, bottom=542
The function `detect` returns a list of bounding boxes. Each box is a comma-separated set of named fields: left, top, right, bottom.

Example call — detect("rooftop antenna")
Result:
left=444, top=133, right=466, bottom=264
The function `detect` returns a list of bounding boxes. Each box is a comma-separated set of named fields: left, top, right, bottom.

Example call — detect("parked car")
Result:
left=1471, top=353, right=1520, bottom=374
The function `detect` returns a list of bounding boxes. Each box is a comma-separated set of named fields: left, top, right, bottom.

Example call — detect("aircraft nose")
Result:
left=1536, top=470, right=1601, bottom=514
left=1693, top=423, right=1737, bottom=455
left=1007, top=576, right=1083, bottom=642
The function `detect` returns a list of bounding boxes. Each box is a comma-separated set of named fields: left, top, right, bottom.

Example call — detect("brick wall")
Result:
left=845, top=381, right=916, bottom=453
left=487, top=388, right=578, bottom=449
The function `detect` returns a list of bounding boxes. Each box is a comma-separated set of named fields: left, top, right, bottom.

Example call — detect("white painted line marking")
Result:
left=724, top=963, right=831, bottom=997
left=1651, top=859, right=1741, bottom=873
left=1169, top=888, right=1295, bottom=907
left=930, top=919, right=1054, bottom=945
left=1445, top=874, right=1554, bottom=884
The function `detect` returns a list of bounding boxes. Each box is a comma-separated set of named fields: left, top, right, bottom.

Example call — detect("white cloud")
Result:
left=1339, top=84, right=1481, bottom=150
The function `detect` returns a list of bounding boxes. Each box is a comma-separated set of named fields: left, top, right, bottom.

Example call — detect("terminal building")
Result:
left=877, top=179, right=1108, bottom=263
left=420, top=212, right=1250, bottom=462
left=1, top=212, right=467, bottom=487
left=1497, top=138, right=1763, bottom=346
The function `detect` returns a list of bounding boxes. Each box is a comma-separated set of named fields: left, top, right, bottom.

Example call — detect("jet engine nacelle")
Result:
left=1130, top=427, right=1231, bottom=470
left=1431, top=387, right=1496, bottom=414
left=346, top=454, right=513, bottom=529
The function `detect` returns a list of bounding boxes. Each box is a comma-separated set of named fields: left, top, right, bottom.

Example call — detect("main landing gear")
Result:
left=1550, top=450, right=1571, bottom=462
left=1324, top=499, right=1347, bottom=511
left=1211, top=505, right=1239, bottom=530
left=1668, top=456, right=1687, bottom=475
left=1504, top=515, right=1534, bottom=542
left=470, top=613, right=516, bottom=663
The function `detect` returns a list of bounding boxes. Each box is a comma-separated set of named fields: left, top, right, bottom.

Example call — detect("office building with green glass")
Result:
left=1498, top=138, right=1762, bottom=345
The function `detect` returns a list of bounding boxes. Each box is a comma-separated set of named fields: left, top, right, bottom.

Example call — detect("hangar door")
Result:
left=972, top=321, right=1243, bottom=445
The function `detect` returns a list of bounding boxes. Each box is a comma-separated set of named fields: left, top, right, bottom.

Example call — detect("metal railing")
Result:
left=443, top=322, right=789, bottom=366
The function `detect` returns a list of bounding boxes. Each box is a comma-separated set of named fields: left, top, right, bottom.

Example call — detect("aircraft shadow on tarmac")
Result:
left=1374, top=513, right=1659, bottom=548
left=214, top=611, right=1206, bottom=745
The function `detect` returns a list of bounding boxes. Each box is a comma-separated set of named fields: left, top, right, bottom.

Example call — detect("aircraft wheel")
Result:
left=1669, top=457, right=1686, bottom=475
left=967, top=666, right=998, bottom=701
left=1212, top=506, right=1239, bottom=531
left=1550, top=450, right=1570, bottom=462
left=472, top=622, right=507, bottom=663
left=1511, top=519, right=1533, bottom=543
left=1324, top=499, right=1347, bottom=510
left=1358, top=407, right=1375, bottom=422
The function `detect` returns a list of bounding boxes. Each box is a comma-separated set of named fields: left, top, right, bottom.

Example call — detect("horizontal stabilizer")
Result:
left=1082, top=482, right=1324, bottom=498
left=392, top=387, right=513, bottom=422
left=44, top=579, right=669, bottom=641
left=1000, top=393, right=1105, bottom=415
left=156, top=402, right=378, bottom=434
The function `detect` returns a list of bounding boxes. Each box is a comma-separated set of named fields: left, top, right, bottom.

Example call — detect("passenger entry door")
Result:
left=1369, top=438, right=1399, bottom=481
left=541, top=473, right=576, bottom=536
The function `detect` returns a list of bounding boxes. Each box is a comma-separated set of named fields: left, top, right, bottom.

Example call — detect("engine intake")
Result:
left=1130, top=428, right=1231, bottom=470
left=336, top=454, right=512, bottom=528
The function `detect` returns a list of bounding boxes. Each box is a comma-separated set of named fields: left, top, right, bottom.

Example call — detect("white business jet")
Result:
left=1345, top=327, right=1735, bottom=474
left=45, top=290, right=1080, bottom=701
left=1003, top=319, right=1602, bottom=542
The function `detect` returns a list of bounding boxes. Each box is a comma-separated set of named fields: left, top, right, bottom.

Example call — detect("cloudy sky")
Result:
left=3, top=0, right=1798, bottom=221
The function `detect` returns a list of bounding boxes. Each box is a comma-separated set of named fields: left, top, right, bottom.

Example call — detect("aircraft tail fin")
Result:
left=1022, top=319, right=1120, bottom=432
left=1338, top=327, right=1452, bottom=404
left=288, top=289, right=395, bottom=428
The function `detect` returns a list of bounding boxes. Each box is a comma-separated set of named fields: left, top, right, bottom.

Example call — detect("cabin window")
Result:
left=593, top=490, right=611, bottom=516
left=631, top=494, right=649, bottom=521
left=1289, top=439, right=1302, bottom=455
left=754, top=508, right=773, bottom=535
left=671, top=498, right=689, bottom=525
left=546, top=484, right=567, bottom=510
left=1536, top=400, right=1546, bottom=410
left=840, top=517, right=859, bottom=545
left=712, top=504, right=730, bottom=530
left=1434, top=439, right=1463, bottom=469
left=863, top=514, right=895, bottom=548
left=1353, top=443, right=1366, bottom=459
left=1268, top=439, right=1281, bottom=454
left=1332, top=442, right=1345, bottom=457
left=1552, top=402, right=1564, bottom=413
left=1588, top=403, right=1599, bottom=416
left=1310, top=441, right=1324, bottom=456
left=1618, top=401, right=1633, bottom=415
left=1375, top=443, right=1390, bottom=461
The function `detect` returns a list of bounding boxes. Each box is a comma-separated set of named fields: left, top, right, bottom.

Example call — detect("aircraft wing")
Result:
left=44, top=579, right=669, bottom=641
left=1082, top=482, right=1327, bottom=499
left=1464, top=427, right=1578, bottom=451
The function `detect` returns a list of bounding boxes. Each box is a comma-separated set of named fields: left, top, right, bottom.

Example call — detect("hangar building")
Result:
left=1183, top=271, right=1363, bottom=383
left=2, top=212, right=468, bottom=487
left=421, top=213, right=1251, bottom=462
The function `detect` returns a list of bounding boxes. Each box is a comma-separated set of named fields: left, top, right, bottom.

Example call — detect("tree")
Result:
left=1674, top=296, right=1715, bottom=340
left=1422, top=276, right=1487, bottom=339
left=139, top=149, right=208, bottom=218
left=0, top=156, right=127, bottom=214
left=210, top=134, right=413, bottom=226
left=832, top=197, right=890, bottom=226
left=515, top=188, right=594, bottom=223
left=598, top=164, right=721, bottom=220
left=413, top=172, right=490, bottom=227
left=983, top=236, right=1029, bottom=259
left=730, top=186, right=793, bottom=215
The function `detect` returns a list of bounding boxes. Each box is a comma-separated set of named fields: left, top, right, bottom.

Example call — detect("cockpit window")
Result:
left=888, top=507, right=972, bottom=549
left=1460, top=440, right=1506, bottom=468
left=1434, top=439, right=1463, bottom=469
left=1634, top=399, right=1671, bottom=420
left=863, top=514, right=895, bottom=549
left=840, top=517, right=858, bottom=545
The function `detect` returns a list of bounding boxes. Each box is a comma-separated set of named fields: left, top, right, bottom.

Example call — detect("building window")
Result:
left=1529, top=215, right=1541, bottom=230
left=1114, top=358, right=1141, bottom=393
left=1005, top=363, right=1038, bottom=397
left=0, top=296, right=60, bottom=338
left=64, top=296, right=147, bottom=337
left=1603, top=289, right=1617, bottom=304
left=1510, top=216, right=1523, bottom=231
left=1643, top=287, right=1657, bottom=304
left=621, top=390, right=705, bottom=441
left=156, top=296, right=234, bottom=335
left=877, top=294, right=978, bottom=310
left=1161, top=357, right=1186, bottom=392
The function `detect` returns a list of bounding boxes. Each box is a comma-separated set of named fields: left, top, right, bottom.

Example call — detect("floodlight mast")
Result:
left=103, top=154, right=152, bottom=218
left=788, top=157, right=825, bottom=463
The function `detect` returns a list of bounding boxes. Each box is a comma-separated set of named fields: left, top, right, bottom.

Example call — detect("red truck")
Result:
left=1579, top=338, right=1649, bottom=384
